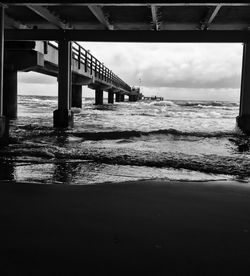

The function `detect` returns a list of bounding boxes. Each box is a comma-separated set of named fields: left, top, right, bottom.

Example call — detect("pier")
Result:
left=143, top=96, right=164, bottom=101
left=3, top=40, right=141, bottom=129
left=1, top=1, right=250, bottom=144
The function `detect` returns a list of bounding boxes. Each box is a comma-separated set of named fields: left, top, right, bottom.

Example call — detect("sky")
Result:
left=18, top=42, right=243, bottom=102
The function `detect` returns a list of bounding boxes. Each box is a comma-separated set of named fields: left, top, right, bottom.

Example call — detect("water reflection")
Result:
left=52, top=161, right=81, bottom=184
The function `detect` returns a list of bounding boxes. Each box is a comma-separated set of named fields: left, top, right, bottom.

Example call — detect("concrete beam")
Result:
left=26, top=5, right=70, bottom=29
left=5, top=49, right=44, bottom=71
left=88, top=5, right=113, bottom=30
left=4, top=2, right=250, bottom=7
left=5, top=29, right=250, bottom=43
left=151, top=5, right=159, bottom=31
left=5, top=14, right=31, bottom=29
left=200, top=5, right=222, bottom=30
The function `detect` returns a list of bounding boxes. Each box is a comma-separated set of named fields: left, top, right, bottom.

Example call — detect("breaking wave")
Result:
left=12, top=125, right=240, bottom=141
left=152, top=100, right=239, bottom=108
left=2, top=144, right=250, bottom=177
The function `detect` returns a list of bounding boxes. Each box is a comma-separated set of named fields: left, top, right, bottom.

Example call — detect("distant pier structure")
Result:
left=129, top=87, right=143, bottom=102
left=2, top=1, right=250, bottom=144
left=143, top=96, right=164, bottom=101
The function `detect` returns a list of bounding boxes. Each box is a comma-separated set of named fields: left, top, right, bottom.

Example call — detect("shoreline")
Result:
left=1, top=179, right=250, bottom=275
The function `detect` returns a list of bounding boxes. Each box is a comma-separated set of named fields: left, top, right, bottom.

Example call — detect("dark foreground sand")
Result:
left=1, top=180, right=250, bottom=275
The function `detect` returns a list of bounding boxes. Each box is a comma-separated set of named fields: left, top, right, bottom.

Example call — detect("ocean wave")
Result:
left=151, top=100, right=177, bottom=107
left=176, top=101, right=239, bottom=108
left=69, top=128, right=238, bottom=140
left=11, top=124, right=239, bottom=141
left=2, top=145, right=250, bottom=177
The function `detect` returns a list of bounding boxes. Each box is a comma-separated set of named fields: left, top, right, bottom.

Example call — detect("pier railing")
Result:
left=46, top=41, right=131, bottom=93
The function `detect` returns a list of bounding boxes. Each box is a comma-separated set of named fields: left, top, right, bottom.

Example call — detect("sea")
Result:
left=1, top=95, right=250, bottom=185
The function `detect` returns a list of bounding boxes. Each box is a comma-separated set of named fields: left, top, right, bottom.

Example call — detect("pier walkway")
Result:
left=3, top=40, right=142, bottom=128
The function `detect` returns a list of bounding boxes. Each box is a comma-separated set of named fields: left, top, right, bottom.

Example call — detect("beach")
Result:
left=1, top=179, right=250, bottom=275
left=1, top=96, right=250, bottom=275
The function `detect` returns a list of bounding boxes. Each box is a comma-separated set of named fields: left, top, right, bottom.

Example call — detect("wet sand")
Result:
left=1, top=179, right=250, bottom=275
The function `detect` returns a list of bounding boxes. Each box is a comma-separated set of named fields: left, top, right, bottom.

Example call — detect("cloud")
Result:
left=82, top=42, right=243, bottom=90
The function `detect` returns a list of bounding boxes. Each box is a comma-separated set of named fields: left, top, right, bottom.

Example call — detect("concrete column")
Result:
left=108, top=91, right=114, bottom=104
left=72, top=84, right=82, bottom=108
left=237, top=43, right=250, bottom=134
left=3, top=69, right=17, bottom=119
left=120, top=94, right=125, bottom=102
left=53, top=40, right=73, bottom=128
left=95, top=88, right=103, bottom=105
left=129, top=95, right=136, bottom=102
left=115, top=93, right=121, bottom=102
left=0, top=5, right=8, bottom=146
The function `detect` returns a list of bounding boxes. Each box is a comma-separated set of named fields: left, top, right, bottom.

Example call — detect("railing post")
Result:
left=94, top=59, right=97, bottom=77
left=44, top=41, right=48, bottom=54
left=108, top=70, right=110, bottom=83
left=101, top=63, right=103, bottom=80
left=85, top=50, right=88, bottom=72
left=90, top=55, right=93, bottom=75
left=78, top=44, right=81, bottom=69
left=98, top=62, right=101, bottom=79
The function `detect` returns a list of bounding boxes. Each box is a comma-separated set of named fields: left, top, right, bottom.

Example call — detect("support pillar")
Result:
left=0, top=5, right=8, bottom=146
left=237, top=43, right=250, bottom=134
left=108, top=91, right=114, bottom=104
left=129, top=95, right=137, bottom=102
left=53, top=40, right=73, bottom=128
left=115, top=93, right=121, bottom=102
left=120, top=94, right=125, bottom=102
left=95, top=88, right=103, bottom=105
left=3, top=69, right=17, bottom=119
left=72, top=84, right=82, bottom=108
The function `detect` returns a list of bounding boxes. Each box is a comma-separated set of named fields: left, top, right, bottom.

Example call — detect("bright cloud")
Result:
left=82, top=43, right=243, bottom=89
